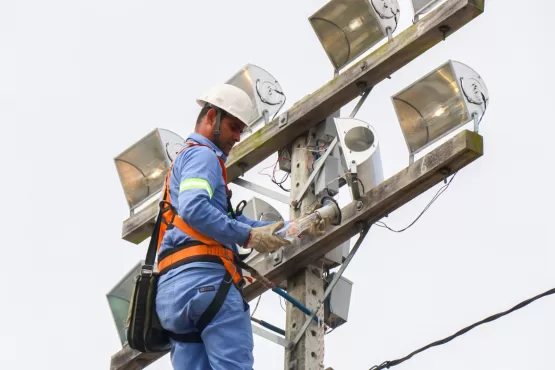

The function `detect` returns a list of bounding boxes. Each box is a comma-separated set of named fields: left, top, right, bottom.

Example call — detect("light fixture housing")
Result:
left=114, top=128, right=186, bottom=214
left=334, top=117, right=384, bottom=198
left=309, top=0, right=400, bottom=71
left=391, top=60, right=489, bottom=162
left=239, top=196, right=285, bottom=223
left=411, top=0, right=442, bottom=20
left=225, top=64, right=285, bottom=131
left=106, top=260, right=143, bottom=346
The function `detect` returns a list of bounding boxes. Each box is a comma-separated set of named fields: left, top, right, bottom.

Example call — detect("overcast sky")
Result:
left=2, top=0, right=554, bottom=369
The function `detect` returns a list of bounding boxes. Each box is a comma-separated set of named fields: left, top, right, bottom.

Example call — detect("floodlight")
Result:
left=309, top=0, right=400, bottom=71
left=114, top=128, right=186, bottom=214
left=334, top=117, right=384, bottom=199
left=239, top=196, right=284, bottom=223
left=391, top=60, right=489, bottom=163
left=106, top=260, right=143, bottom=346
left=225, top=64, right=285, bottom=130
left=411, top=0, right=442, bottom=21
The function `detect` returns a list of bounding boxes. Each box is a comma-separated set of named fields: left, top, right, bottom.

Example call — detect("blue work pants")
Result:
left=156, top=267, right=254, bottom=370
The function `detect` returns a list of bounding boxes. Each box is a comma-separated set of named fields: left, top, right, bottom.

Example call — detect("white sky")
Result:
left=2, top=0, right=554, bottom=369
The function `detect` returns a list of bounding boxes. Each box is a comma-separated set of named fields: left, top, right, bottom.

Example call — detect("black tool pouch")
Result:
left=125, top=209, right=171, bottom=353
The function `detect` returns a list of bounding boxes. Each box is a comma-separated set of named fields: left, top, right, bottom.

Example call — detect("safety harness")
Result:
left=156, top=141, right=250, bottom=343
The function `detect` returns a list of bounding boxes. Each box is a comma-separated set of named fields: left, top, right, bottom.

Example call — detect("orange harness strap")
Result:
left=156, top=142, right=243, bottom=287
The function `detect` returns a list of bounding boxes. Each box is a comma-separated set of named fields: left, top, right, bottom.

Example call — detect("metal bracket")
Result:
left=251, top=323, right=290, bottom=348
left=348, top=161, right=362, bottom=200
left=232, top=178, right=290, bottom=205
left=278, top=111, right=289, bottom=128
left=292, top=137, right=339, bottom=210
left=350, top=86, right=373, bottom=119
left=271, top=248, right=284, bottom=266
left=288, top=224, right=371, bottom=350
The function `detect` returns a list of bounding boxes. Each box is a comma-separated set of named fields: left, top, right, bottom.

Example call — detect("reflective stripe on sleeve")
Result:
left=179, top=178, right=213, bottom=198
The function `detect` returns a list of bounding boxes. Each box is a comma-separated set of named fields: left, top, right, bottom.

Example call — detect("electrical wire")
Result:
left=368, top=286, right=555, bottom=370
left=250, top=295, right=262, bottom=318
left=375, top=172, right=457, bottom=233
left=279, top=296, right=286, bottom=312
left=257, top=149, right=291, bottom=192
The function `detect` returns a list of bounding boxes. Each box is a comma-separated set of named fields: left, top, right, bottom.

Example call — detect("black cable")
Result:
left=250, top=295, right=262, bottom=318
left=376, top=172, right=456, bottom=233
left=271, top=90, right=287, bottom=121
left=369, top=286, right=555, bottom=370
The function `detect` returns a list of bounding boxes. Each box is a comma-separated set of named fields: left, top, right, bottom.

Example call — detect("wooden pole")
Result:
left=284, top=135, right=325, bottom=370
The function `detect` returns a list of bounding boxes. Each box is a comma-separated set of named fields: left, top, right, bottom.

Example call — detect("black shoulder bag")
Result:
left=125, top=209, right=171, bottom=353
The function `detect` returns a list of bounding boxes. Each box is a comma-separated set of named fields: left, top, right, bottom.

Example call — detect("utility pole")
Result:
left=285, top=135, right=325, bottom=370
left=108, top=1, right=487, bottom=369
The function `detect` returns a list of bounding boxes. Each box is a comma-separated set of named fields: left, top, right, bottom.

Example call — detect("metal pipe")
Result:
left=251, top=317, right=286, bottom=336
left=292, top=137, right=338, bottom=209
left=349, top=87, right=373, bottom=118
left=272, top=287, right=319, bottom=324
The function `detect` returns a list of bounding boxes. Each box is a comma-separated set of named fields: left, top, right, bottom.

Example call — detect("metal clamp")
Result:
left=278, top=111, right=289, bottom=128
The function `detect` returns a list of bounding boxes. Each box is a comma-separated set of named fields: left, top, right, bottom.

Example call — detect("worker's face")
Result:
left=207, top=108, right=245, bottom=155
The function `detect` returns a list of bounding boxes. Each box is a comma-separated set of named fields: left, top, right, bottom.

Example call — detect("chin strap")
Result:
left=212, top=107, right=223, bottom=151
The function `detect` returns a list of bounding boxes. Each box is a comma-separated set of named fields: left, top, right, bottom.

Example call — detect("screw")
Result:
left=361, top=61, right=368, bottom=71
left=356, top=81, right=367, bottom=89
left=439, top=25, right=451, bottom=41
left=238, top=162, right=247, bottom=177
left=356, top=201, right=363, bottom=211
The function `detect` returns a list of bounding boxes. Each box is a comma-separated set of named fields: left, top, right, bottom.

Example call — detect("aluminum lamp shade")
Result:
left=106, top=260, right=143, bottom=345
left=240, top=197, right=284, bottom=223
left=309, top=0, right=400, bottom=71
left=114, top=128, right=186, bottom=213
left=334, top=117, right=384, bottom=196
left=411, top=0, right=441, bottom=18
left=391, top=60, right=489, bottom=159
left=225, top=64, right=285, bottom=129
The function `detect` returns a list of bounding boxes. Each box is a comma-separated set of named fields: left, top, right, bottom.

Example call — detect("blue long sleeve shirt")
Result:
left=158, top=133, right=273, bottom=275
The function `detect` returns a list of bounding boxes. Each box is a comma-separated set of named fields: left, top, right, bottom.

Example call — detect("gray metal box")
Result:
left=324, top=273, right=353, bottom=329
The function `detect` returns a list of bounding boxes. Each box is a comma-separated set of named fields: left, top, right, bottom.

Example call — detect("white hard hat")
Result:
left=196, top=83, right=254, bottom=126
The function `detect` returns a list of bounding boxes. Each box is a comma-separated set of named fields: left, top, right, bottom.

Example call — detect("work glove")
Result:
left=247, top=221, right=291, bottom=253
left=299, top=202, right=332, bottom=238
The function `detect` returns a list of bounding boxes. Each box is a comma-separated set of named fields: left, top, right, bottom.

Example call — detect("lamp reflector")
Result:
left=391, top=60, right=489, bottom=157
left=226, top=64, right=285, bottom=129
left=114, top=128, right=186, bottom=213
left=106, top=260, right=143, bottom=345
left=334, top=117, right=384, bottom=196
left=309, top=0, right=400, bottom=70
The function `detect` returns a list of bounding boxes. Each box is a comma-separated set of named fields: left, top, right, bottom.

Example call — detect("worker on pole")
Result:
left=154, top=83, right=324, bottom=370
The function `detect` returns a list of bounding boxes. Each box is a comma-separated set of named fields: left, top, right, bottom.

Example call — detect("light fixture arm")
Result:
left=288, top=222, right=371, bottom=350
left=349, top=86, right=373, bottom=118
left=292, top=136, right=339, bottom=210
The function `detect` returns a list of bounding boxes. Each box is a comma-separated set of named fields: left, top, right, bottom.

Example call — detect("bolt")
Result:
left=439, top=25, right=451, bottom=41
left=238, top=162, right=247, bottom=177
left=361, top=61, right=368, bottom=71
left=356, top=201, right=363, bottom=211
left=356, top=81, right=367, bottom=89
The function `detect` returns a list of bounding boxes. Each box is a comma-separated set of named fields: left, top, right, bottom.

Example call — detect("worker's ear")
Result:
left=205, top=108, right=218, bottom=126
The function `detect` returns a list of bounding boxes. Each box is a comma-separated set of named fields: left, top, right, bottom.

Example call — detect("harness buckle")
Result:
left=159, top=201, right=177, bottom=230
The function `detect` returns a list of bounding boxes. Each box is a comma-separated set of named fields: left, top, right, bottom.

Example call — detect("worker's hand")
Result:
left=247, top=221, right=291, bottom=253
left=299, top=202, right=332, bottom=238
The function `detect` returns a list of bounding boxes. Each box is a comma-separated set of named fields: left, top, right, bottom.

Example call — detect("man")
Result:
left=155, top=83, right=326, bottom=370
